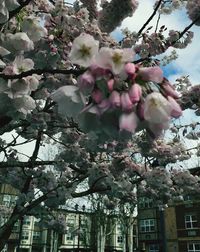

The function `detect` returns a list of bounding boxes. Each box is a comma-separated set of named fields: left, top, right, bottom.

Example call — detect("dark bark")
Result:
left=0, top=205, right=23, bottom=251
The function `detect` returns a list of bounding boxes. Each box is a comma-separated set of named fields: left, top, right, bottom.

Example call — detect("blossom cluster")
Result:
left=52, top=33, right=182, bottom=137
left=186, top=0, right=200, bottom=26
left=156, top=0, right=184, bottom=15
left=98, top=0, right=139, bottom=33
left=134, top=29, right=193, bottom=59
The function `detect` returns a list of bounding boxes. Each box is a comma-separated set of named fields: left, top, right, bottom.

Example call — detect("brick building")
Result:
left=137, top=167, right=200, bottom=252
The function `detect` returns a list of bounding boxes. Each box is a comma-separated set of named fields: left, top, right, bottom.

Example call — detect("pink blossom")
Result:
left=121, top=92, right=133, bottom=111
left=109, top=91, right=121, bottom=108
left=77, top=71, right=95, bottom=93
left=124, top=62, right=136, bottom=76
left=92, top=89, right=103, bottom=104
left=129, top=83, right=142, bottom=103
left=162, top=79, right=180, bottom=99
left=138, top=66, right=163, bottom=83
left=97, top=99, right=111, bottom=113
left=144, top=92, right=172, bottom=124
left=89, top=64, right=107, bottom=78
left=119, top=112, right=138, bottom=133
left=107, top=79, right=115, bottom=92
left=168, top=96, right=182, bottom=118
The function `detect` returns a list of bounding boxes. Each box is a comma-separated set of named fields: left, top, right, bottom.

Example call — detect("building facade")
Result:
left=0, top=184, right=137, bottom=252
left=137, top=197, right=200, bottom=252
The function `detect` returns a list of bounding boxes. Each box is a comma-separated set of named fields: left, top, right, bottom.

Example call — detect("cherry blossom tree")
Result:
left=0, top=0, right=200, bottom=250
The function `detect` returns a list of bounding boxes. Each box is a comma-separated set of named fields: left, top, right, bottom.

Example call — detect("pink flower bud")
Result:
left=92, top=89, right=103, bottom=104
left=78, top=71, right=95, bottom=93
left=139, top=66, right=163, bottom=83
left=107, top=79, right=115, bottom=92
left=51, top=46, right=57, bottom=53
left=124, top=63, right=136, bottom=76
left=97, top=99, right=111, bottom=113
left=119, top=112, right=138, bottom=133
left=167, top=96, right=182, bottom=118
left=89, top=64, right=106, bottom=78
left=120, top=92, right=133, bottom=111
left=129, top=83, right=142, bottom=103
left=162, top=79, right=180, bottom=99
left=109, top=91, right=121, bottom=108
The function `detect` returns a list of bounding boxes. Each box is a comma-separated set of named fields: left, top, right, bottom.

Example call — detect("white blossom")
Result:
left=13, top=56, right=34, bottom=74
left=144, top=92, right=172, bottom=124
left=69, top=33, right=99, bottom=67
left=21, top=18, right=48, bottom=42
left=13, top=95, right=36, bottom=114
left=96, top=48, right=135, bottom=74
left=5, top=33, right=34, bottom=52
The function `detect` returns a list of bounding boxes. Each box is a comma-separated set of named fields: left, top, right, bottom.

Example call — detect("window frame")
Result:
left=139, top=219, right=155, bottom=233
left=185, top=214, right=198, bottom=229
left=117, top=235, right=123, bottom=243
left=187, top=242, right=200, bottom=252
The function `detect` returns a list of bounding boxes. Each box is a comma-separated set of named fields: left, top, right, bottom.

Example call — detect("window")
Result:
left=23, top=216, right=31, bottom=226
left=139, top=197, right=153, bottom=209
left=67, top=218, right=75, bottom=227
left=185, top=214, right=198, bottom=229
left=149, top=244, right=159, bottom=252
left=21, top=231, right=29, bottom=240
left=188, top=243, right=200, bottom=252
left=33, top=231, right=40, bottom=240
left=140, top=219, right=155, bottom=232
left=66, top=233, right=73, bottom=241
left=117, top=236, right=123, bottom=243
left=2, top=195, right=11, bottom=207
left=10, top=196, right=18, bottom=206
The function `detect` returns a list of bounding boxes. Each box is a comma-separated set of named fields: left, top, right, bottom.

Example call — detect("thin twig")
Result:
left=155, top=13, right=161, bottom=33
left=137, top=0, right=163, bottom=36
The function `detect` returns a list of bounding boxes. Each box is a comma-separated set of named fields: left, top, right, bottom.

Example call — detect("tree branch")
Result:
left=137, top=0, right=163, bottom=36
left=172, top=15, right=200, bottom=45
left=0, top=160, right=87, bottom=174
left=0, top=120, right=30, bottom=135
left=71, top=186, right=111, bottom=198
left=0, top=68, right=84, bottom=80
left=30, top=131, right=43, bottom=162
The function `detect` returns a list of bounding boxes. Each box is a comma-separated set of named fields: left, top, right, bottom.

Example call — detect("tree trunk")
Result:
left=0, top=209, right=20, bottom=251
